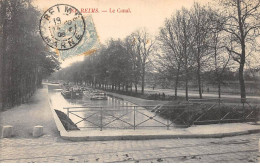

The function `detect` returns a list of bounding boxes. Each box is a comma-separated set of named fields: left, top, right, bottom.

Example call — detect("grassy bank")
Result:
left=154, top=102, right=260, bottom=127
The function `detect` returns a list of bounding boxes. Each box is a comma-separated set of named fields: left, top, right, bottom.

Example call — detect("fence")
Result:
left=63, top=99, right=259, bottom=131
left=188, top=98, right=258, bottom=125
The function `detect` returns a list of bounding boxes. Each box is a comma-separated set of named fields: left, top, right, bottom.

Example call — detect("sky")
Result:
left=33, top=0, right=211, bottom=68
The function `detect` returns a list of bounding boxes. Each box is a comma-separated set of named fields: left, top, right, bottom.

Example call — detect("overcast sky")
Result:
left=33, top=0, right=214, bottom=67
left=34, top=0, right=211, bottom=43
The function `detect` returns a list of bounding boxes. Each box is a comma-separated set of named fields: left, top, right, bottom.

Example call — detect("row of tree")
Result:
left=54, top=32, right=153, bottom=94
left=156, top=0, right=260, bottom=101
left=0, top=0, right=60, bottom=110
left=53, top=0, right=260, bottom=102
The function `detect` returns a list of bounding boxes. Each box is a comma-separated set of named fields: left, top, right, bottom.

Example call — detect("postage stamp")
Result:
left=39, top=4, right=85, bottom=50
left=58, top=15, right=100, bottom=59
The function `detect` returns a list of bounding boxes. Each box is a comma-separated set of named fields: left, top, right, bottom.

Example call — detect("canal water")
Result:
left=48, top=84, right=169, bottom=130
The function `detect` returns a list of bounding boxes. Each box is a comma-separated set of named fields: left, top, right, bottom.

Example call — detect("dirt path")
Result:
left=0, top=85, right=59, bottom=138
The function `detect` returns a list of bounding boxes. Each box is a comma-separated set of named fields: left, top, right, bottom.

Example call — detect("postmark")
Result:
left=59, top=15, right=99, bottom=59
left=40, top=4, right=85, bottom=50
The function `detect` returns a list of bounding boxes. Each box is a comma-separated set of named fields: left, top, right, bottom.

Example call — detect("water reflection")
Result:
left=48, top=84, right=169, bottom=130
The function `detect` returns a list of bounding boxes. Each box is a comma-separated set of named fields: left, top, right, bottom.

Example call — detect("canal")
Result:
left=48, top=84, right=169, bottom=130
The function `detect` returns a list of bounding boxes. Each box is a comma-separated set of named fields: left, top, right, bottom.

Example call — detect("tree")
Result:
left=132, top=29, right=155, bottom=94
left=206, top=9, right=231, bottom=98
left=190, top=3, right=215, bottom=99
left=0, top=0, right=60, bottom=110
left=175, top=8, right=194, bottom=101
left=221, top=0, right=260, bottom=102
left=124, top=34, right=141, bottom=93
left=156, top=8, right=194, bottom=101
left=0, top=0, right=8, bottom=109
left=106, top=39, right=131, bottom=91
left=158, top=17, right=184, bottom=99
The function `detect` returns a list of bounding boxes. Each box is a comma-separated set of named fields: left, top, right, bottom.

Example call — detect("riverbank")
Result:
left=105, top=90, right=260, bottom=126
left=106, top=91, right=169, bottom=106
left=0, top=85, right=59, bottom=138
left=100, top=87, right=260, bottom=104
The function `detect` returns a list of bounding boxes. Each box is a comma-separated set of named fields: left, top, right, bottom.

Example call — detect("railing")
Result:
left=188, top=98, right=259, bottom=125
left=63, top=99, right=260, bottom=131
left=64, top=105, right=189, bottom=130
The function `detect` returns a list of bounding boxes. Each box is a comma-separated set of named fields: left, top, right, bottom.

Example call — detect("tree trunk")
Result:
left=239, top=48, right=246, bottom=102
left=183, top=21, right=189, bottom=101
left=184, top=50, right=188, bottom=101
left=197, top=68, right=202, bottom=99
left=218, top=81, right=221, bottom=99
left=213, top=34, right=221, bottom=99
left=236, top=0, right=246, bottom=103
left=185, top=75, right=188, bottom=101
left=141, top=66, right=145, bottom=94
left=174, top=64, right=180, bottom=100
left=197, top=50, right=202, bottom=99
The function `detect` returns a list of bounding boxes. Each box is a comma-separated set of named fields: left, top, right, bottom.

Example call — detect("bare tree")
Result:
left=156, top=8, right=194, bottom=101
left=205, top=8, right=232, bottom=98
left=190, top=3, right=214, bottom=99
left=211, top=31, right=231, bottom=99
left=153, top=51, right=181, bottom=99
left=220, top=0, right=260, bottom=102
left=177, top=8, right=194, bottom=101
left=133, top=29, right=155, bottom=94
left=158, top=16, right=185, bottom=99
left=124, top=34, right=141, bottom=94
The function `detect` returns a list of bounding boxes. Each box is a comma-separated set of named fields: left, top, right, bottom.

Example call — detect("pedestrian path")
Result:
left=0, top=85, right=59, bottom=138
left=60, top=122, right=260, bottom=141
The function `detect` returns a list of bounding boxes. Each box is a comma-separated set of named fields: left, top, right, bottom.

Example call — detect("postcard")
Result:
left=0, top=0, right=260, bottom=163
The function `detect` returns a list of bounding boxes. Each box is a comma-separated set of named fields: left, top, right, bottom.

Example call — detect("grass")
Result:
left=155, top=102, right=260, bottom=127
left=96, top=87, right=260, bottom=126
